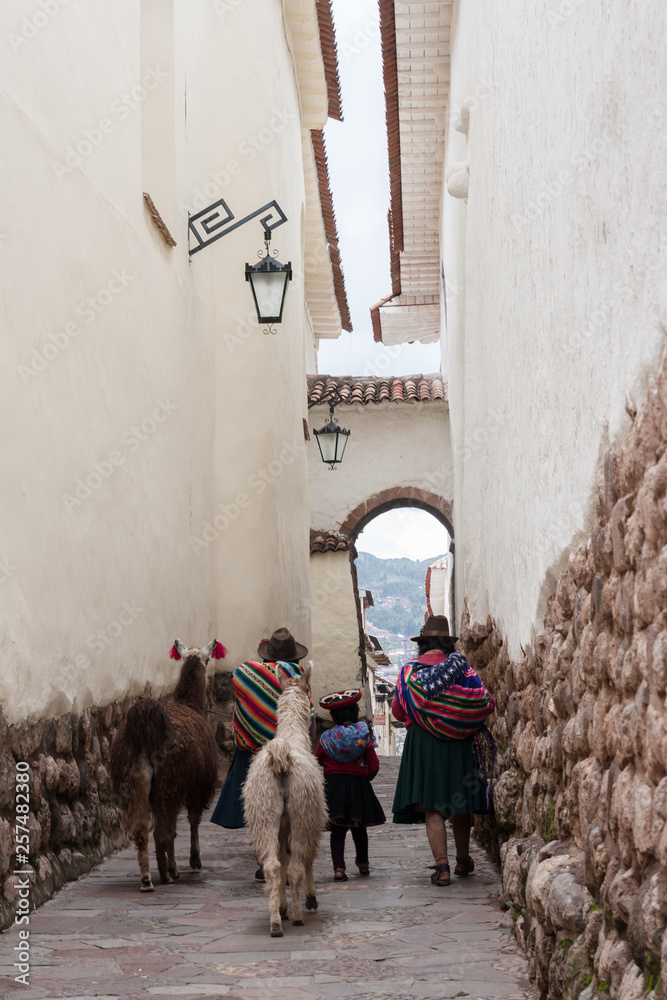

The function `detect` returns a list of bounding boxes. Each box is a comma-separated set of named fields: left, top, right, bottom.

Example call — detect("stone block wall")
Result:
left=462, top=354, right=667, bottom=1000
left=0, top=671, right=235, bottom=931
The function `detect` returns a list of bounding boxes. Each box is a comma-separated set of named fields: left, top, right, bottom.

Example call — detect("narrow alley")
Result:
left=1, top=760, right=529, bottom=1000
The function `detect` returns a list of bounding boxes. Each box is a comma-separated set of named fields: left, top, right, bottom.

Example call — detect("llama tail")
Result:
left=265, top=741, right=292, bottom=775
left=124, top=699, right=175, bottom=763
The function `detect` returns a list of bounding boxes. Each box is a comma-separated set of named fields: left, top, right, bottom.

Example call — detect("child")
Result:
left=316, top=690, right=386, bottom=881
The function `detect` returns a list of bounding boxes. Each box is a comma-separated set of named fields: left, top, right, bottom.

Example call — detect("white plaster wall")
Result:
left=443, top=0, right=667, bottom=656
left=309, top=550, right=369, bottom=715
left=308, top=402, right=452, bottom=531
left=0, top=0, right=317, bottom=721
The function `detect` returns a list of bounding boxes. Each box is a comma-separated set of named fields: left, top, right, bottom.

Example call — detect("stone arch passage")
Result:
left=307, top=381, right=455, bottom=706
left=342, top=487, right=456, bottom=670
left=339, top=486, right=454, bottom=545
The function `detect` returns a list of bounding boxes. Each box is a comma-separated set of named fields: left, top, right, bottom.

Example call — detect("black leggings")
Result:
left=330, top=825, right=368, bottom=870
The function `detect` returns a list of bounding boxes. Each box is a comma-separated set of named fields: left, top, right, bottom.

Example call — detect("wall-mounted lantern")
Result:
left=245, top=230, right=292, bottom=335
left=188, top=197, right=291, bottom=334
left=308, top=387, right=350, bottom=470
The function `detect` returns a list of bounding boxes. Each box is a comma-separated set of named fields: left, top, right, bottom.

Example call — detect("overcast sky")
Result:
left=356, top=508, right=450, bottom=562
left=319, top=0, right=441, bottom=380
left=320, top=2, right=445, bottom=562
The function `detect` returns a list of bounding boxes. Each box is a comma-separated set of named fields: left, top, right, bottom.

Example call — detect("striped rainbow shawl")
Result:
left=233, top=660, right=311, bottom=753
left=396, top=655, right=494, bottom=741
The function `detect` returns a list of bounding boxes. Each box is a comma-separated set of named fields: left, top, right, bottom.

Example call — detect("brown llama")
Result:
left=110, top=638, right=226, bottom=891
left=242, top=665, right=327, bottom=936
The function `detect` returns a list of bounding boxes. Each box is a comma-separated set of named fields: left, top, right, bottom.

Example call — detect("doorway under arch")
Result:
left=352, top=502, right=454, bottom=755
left=339, top=486, right=454, bottom=544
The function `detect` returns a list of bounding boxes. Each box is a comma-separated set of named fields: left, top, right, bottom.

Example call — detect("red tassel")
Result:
left=211, top=640, right=227, bottom=660
left=169, top=643, right=181, bottom=661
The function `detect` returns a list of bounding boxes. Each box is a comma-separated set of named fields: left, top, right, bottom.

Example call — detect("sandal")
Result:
left=454, top=855, right=475, bottom=877
left=356, top=862, right=370, bottom=876
left=430, top=863, right=451, bottom=886
left=333, top=868, right=348, bottom=882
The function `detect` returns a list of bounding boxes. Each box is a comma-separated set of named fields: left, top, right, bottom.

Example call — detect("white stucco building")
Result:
left=372, top=0, right=667, bottom=656
left=307, top=373, right=452, bottom=707
left=0, top=0, right=351, bottom=724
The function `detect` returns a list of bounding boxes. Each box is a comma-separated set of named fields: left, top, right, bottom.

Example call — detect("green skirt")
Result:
left=392, top=723, right=489, bottom=823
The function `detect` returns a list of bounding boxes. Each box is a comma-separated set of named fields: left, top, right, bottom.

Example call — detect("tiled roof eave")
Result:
left=372, top=0, right=453, bottom=344
left=310, top=529, right=352, bottom=554
left=315, top=0, right=343, bottom=121
left=311, top=130, right=352, bottom=333
left=307, top=373, right=448, bottom=406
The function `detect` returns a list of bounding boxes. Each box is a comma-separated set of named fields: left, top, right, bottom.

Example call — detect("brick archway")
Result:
left=339, top=486, right=454, bottom=543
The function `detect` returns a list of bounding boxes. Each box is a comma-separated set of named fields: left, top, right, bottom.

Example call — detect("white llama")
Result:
left=242, top=665, right=327, bottom=937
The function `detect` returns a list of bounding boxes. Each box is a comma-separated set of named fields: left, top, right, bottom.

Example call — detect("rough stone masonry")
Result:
left=461, top=350, right=667, bottom=1000
left=0, top=672, right=235, bottom=931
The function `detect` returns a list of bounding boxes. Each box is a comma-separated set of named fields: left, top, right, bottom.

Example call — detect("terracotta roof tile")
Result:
left=315, top=0, right=343, bottom=122
left=307, top=374, right=448, bottom=406
left=311, top=130, right=353, bottom=333
left=379, top=0, right=402, bottom=296
left=370, top=291, right=397, bottom=342
left=404, top=378, right=418, bottom=401
left=310, top=529, right=352, bottom=554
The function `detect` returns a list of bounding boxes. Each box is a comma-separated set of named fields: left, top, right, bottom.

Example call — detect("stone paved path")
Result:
left=1, top=758, right=531, bottom=1000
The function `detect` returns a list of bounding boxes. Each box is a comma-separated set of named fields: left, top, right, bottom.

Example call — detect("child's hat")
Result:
left=319, top=689, right=362, bottom=710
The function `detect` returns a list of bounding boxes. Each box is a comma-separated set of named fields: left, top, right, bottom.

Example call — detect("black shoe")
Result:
left=254, top=866, right=265, bottom=882
left=454, top=856, right=475, bottom=877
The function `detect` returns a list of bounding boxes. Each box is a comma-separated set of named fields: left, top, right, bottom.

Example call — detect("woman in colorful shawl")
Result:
left=391, top=616, right=495, bottom=887
left=316, top=689, right=385, bottom=881
left=210, top=628, right=314, bottom=878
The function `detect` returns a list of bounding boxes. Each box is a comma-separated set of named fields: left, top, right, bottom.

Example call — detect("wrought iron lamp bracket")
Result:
left=188, top=197, right=287, bottom=256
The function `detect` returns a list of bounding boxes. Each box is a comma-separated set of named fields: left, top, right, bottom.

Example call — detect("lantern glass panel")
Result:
left=249, top=268, right=289, bottom=322
left=334, top=427, right=349, bottom=462
left=314, top=420, right=350, bottom=466
left=315, top=424, right=338, bottom=464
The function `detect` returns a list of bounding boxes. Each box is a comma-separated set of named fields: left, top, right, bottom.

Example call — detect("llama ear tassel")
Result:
left=211, top=640, right=228, bottom=660
left=169, top=643, right=182, bottom=661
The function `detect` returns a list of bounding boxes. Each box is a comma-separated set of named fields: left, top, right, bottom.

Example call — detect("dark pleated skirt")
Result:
left=392, top=723, right=489, bottom=824
left=210, top=749, right=252, bottom=828
left=325, top=773, right=386, bottom=829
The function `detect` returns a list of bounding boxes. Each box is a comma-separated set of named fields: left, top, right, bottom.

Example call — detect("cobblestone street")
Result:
left=1, top=759, right=530, bottom=1000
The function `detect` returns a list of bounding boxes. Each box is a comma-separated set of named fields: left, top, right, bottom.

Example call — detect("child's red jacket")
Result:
left=315, top=742, right=380, bottom=779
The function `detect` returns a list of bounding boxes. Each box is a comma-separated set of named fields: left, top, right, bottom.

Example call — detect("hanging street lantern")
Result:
left=313, top=409, right=350, bottom=469
left=309, top=388, right=350, bottom=470
left=245, top=229, right=292, bottom=334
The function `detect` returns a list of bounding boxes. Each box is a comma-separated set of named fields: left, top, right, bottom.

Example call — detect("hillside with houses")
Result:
left=356, top=551, right=445, bottom=677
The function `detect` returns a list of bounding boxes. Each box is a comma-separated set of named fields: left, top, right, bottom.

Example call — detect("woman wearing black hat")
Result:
left=391, top=616, right=496, bottom=886
left=210, top=628, right=313, bottom=881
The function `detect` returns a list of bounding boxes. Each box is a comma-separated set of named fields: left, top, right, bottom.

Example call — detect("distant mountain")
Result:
left=356, top=551, right=445, bottom=647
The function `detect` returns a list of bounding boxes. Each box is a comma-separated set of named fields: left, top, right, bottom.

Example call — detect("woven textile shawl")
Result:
left=233, top=660, right=310, bottom=753
left=319, top=721, right=371, bottom=763
left=396, top=655, right=494, bottom=741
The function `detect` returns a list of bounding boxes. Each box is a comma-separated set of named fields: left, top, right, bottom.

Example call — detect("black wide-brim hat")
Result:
left=319, top=689, right=362, bottom=711
left=410, top=614, right=458, bottom=643
left=257, top=627, right=308, bottom=663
